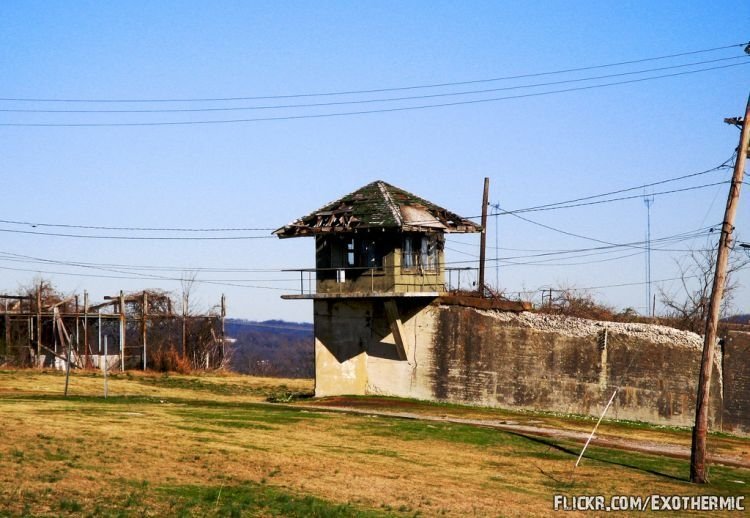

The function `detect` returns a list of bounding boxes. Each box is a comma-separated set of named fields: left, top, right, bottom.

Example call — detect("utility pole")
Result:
left=690, top=93, right=750, bottom=484
left=490, top=202, right=502, bottom=291
left=478, top=177, right=490, bottom=297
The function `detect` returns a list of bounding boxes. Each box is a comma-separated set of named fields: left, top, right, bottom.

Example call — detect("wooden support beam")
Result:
left=119, top=290, right=125, bottom=372
left=46, top=295, right=76, bottom=310
left=182, top=294, right=187, bottom=360
left=384, top=299, right=408, bottom=361
left=88, top=300, right=117, bottom=312
left=3, top=300, right=9, bottom=355
left=36, top=282, right=42, bottom=366
left=220, top=294, right=226, bottom=363
left=83, top=291, right=91, bottom=367
left=74, top=295, right=79, bottom=355
left=142, top=291, right=148, bottom=371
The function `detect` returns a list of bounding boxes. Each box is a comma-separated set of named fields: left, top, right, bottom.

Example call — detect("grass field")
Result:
left=0, top=369, right=748, bottom=517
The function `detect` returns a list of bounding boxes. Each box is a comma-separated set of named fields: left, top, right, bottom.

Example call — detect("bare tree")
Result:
left=659, top=247, right=749, bottom=333
left=536, top=284, right=615, bottom=321
left=179, top=271, right=225, bottom=370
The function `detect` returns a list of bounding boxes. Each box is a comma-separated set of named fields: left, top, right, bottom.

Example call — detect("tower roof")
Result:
left=274, top=180, right=481, bottom=238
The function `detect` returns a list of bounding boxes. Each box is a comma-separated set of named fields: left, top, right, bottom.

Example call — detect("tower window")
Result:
left=403, top=234, right=439, bottom=272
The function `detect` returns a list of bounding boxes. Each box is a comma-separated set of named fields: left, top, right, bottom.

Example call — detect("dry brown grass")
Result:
left=0, top=369, right=748, bottom=517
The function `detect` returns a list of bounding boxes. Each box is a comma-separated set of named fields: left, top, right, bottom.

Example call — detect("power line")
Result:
left=500, top=250, right=646, bottom=267
left=0, top=250, right=294, bottom=284
left=0, top=264, right=288, bottom=291
left=4, top=56, right=745, bottom=114
left=506, top=181, right=730, bottom=214
left=447, top=227, right=714, bottom=260
left=0, top=227, right=275, bottom=240
left=438, top=158, right=735, bottom=223
left=2, top=161, right=730, bottom=238
left=498, top=160, right=734, bottom=215
left=0, top=251, right=281, bottom=274
left=2, top=41, right=745, bottom=103
left=2, top=62, right=746, bottom=127
left=0, top=219, right=274, bottom=232
left=562, top=264, right=750, bottom=293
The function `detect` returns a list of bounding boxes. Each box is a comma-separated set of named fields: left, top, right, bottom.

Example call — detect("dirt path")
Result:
left=296, top=403, right=750, bottom=469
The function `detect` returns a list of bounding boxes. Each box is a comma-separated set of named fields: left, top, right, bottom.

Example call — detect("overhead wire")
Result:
left=0, top=219, right=274, bottom=232
left=2, top=41, right=746, bottom=103
left=2, top=62, right=747, bottom=127
left=439, top=157, right=735, bottom=222
left=0, top=157, right=735, bottom=238
left=0, top=264, right=289, bottom=291
left=0, top=227, right=276, bottom=240
left=3, top=56, right=745, bottom=114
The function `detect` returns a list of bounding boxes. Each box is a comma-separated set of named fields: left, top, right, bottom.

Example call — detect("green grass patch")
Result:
left=354, top=417, right=531, bottom=448
left=209, top=420, right=275, bottom=431
left=170, top=404, right=329, bottom=427
left=157, top=482, right=391, bottom=517
left=135, top=374, right=271, bottom=397
left=173, top=425, right=230, bottom=435
left=58, top=498, right=83, bottom=513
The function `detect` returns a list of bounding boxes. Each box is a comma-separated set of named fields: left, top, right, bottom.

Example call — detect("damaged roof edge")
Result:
left=273, top=180, right=481, bottom=238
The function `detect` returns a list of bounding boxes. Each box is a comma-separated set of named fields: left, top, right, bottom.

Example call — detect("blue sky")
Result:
left=1, top=1, right=748, bottom=322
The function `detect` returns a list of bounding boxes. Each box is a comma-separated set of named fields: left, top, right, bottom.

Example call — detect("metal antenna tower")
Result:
left=643, top=192, right=655, bottom=316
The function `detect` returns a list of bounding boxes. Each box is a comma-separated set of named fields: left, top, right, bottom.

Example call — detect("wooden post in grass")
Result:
left=64, top=328, right=72, bottom=397
left=576, top=389, right=618, bottom=467
left=103, top=335, right=108, bottom=399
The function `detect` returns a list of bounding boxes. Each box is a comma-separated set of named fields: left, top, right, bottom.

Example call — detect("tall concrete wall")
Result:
left=430, top=306, right=721, bottom=427
left=313, top=299, right=438, bottom=399
left=313, top=300, right=735, bottom=431
left=722, top=331, right=750, bottom=434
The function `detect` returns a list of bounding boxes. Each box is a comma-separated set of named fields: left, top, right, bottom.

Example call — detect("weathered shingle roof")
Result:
left=274, top=180, right=481, bottom=238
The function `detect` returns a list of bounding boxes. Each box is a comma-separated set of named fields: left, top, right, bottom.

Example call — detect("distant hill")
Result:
left=226, top=319, right=314, bottom=378
left=723, top=314, right=750, bottom=324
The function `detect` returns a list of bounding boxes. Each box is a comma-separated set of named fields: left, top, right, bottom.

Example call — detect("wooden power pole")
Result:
left=478, top=177, right=490, bottom=297
left=690, top=93, right=750, bottom=483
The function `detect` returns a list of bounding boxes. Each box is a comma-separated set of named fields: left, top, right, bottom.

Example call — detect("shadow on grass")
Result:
left=505, top=431, right=688, bottom=482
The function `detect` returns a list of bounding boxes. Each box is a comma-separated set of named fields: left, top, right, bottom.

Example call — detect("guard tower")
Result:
left=275, top=180, right=480, bottom=296
left=275, top=180, right=481, bottom=396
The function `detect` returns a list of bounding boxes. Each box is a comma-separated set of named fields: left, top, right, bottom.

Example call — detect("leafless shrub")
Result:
left=658, top=247, right=749, bottom=333
left=535, top=286, right=615, bottom=321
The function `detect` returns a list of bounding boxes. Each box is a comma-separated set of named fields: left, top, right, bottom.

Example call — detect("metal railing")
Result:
left=283, top=265, right=461, bottom=296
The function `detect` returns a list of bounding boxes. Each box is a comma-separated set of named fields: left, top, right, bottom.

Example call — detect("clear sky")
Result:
left=1, top=1, right=748, bottom=322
